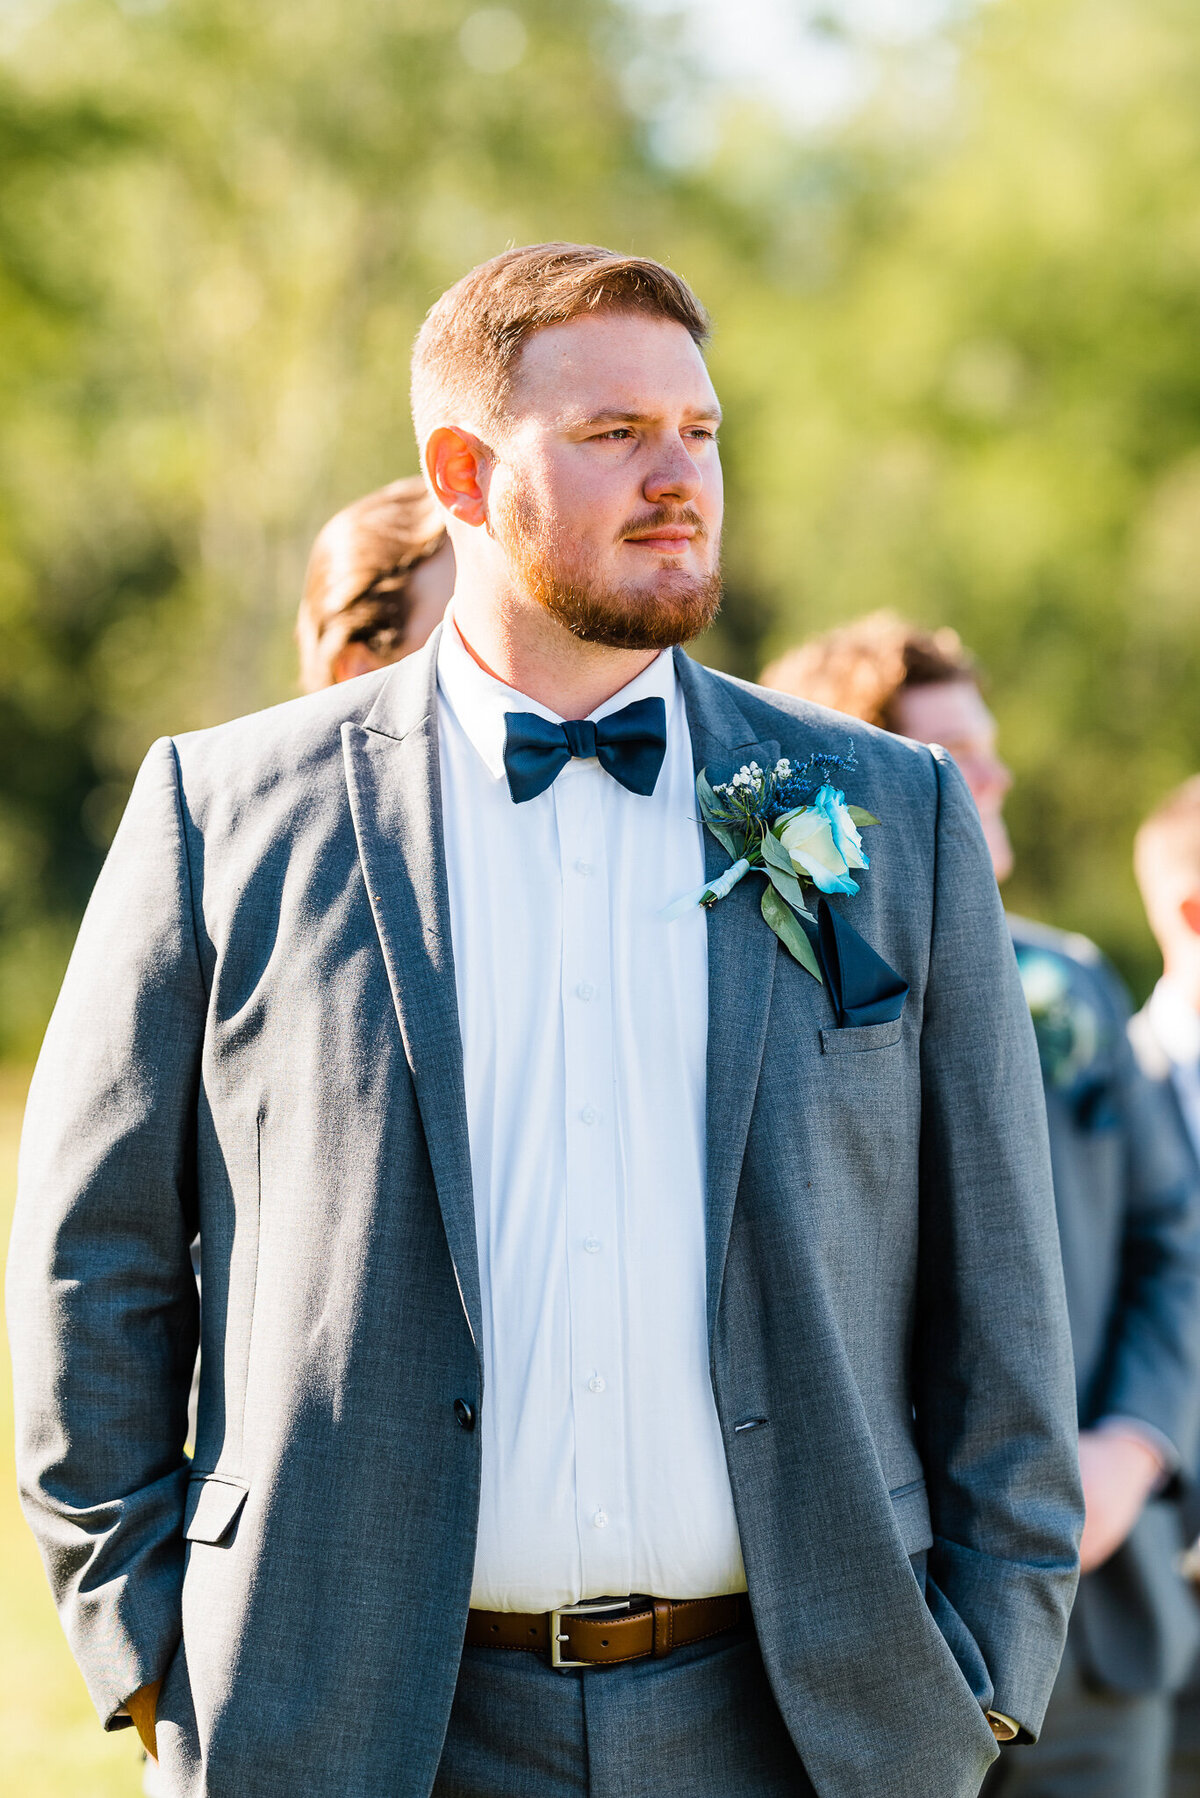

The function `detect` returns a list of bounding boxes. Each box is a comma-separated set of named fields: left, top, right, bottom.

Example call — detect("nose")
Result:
left=643, top=433, right=704, bottom=506
left=985, top=753, right=1014, bottom=799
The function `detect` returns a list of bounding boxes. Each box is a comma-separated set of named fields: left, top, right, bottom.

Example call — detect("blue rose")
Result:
left=815, top=785, right=869, bottom=876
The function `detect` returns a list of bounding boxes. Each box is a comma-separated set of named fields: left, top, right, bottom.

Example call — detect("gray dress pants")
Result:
left=1170, top=1674, right=1200, bottom=1796
left=981, top=1635, right=1170, bottom=1798
left=432, top=1627, right=816, bottom=1798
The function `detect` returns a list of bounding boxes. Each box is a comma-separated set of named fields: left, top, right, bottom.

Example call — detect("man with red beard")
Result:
left=10, top=245, right=1079, bottom=1797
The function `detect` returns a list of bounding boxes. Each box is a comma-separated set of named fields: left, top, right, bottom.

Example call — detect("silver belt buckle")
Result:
left=549, top=1597, right=632, bottom=1670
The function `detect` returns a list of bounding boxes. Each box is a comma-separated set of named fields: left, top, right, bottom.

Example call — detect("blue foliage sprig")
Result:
left=705, top=746, right=859, bottom=832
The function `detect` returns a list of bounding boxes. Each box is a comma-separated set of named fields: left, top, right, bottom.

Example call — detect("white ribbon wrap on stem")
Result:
left=660, top=856, right=752, bottom=922
left=704, top=857, right=752, bottom=902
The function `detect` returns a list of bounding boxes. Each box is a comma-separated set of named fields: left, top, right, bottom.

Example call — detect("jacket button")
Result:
left=454, top=1398, right=476, bottom=1431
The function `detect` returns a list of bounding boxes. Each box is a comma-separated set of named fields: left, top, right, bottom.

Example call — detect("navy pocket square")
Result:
left=816, top=898, right=909, bottom=1029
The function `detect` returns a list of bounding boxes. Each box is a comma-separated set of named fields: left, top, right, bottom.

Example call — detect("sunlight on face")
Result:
left=489, top=310, right=724, bottom=649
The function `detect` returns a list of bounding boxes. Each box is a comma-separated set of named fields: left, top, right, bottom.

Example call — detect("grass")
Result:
left=1, top=1067, right=144, bottom=1797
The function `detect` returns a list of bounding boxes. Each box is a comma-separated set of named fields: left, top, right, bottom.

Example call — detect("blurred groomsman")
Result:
left=296, top=475, right=454, bottom=690
left=1132, top=778, right=1200, bottom=1798
left=764, top=614, right=1200, bottom=1798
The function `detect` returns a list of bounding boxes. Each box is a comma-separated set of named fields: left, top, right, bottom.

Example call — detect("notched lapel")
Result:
left=341, top=639, right=482, bottom=1350
left=675, top=653, right=782, bottom=1339
left=701, top=813, right=779, bottom=1339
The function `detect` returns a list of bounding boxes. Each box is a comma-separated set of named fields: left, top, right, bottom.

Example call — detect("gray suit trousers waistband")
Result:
left=432, top=1628, right=816, bottom=1798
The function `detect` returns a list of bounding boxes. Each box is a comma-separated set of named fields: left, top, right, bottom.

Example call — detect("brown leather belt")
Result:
left=466, top=1593, right=750, bottom=1669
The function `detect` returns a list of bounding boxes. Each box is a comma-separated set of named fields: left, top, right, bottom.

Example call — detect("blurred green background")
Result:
left=2, top=1069, right=149, bottom=1793
left=3, top=0, right=1200, bottom=1782
left=3, top=0, right=1200, bottom=1066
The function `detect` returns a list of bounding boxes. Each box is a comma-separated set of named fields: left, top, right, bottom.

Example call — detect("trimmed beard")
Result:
left=495, top=487, right=722, bottom=651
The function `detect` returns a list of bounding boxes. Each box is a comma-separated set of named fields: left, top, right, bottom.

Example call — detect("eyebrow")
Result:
left=569, top=405, right=723, bottom=428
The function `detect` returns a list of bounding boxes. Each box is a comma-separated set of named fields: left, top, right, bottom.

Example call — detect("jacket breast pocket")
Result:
left=820, top=1019, right=903, bottom=1054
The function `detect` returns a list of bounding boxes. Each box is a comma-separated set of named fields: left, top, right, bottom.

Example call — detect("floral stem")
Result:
left=700, top=856, right=753, bottom=906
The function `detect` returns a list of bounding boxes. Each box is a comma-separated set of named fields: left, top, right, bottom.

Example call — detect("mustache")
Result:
left=619, top=505, right=708, bottom=542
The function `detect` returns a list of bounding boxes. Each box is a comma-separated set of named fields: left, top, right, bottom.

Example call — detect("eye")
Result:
left=688, top=426, right=718, bottom=442
left=592, top=427, right=634, bottom=441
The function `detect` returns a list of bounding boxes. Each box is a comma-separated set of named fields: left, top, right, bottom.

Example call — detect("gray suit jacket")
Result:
left=1011, top=920, right=1200, bottom=1697
left=7, top=638, right=1081, bottom=1798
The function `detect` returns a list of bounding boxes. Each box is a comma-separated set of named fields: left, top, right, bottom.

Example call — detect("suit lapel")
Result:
left=342, top=630, right=482, bottom=1350
left=674, top=650, right=781, bottom=1339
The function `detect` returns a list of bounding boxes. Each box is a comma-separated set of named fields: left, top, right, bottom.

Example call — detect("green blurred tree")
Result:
left=0, top=0, right=755, bottom=1053
left=735, top=0, right=1200, bottom=994
left=5, top=0, right=1200, bottom=1049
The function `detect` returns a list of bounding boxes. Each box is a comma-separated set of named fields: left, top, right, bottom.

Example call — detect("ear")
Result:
left=425, top=426, right=492, bottom=527
left=1181, top=892, right=1200, bottom=940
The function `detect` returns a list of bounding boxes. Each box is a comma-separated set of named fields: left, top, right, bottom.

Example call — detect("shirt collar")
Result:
left=1148, top=977, right=1200, bottom=1070
left=436, top=607, right=679, bottom=784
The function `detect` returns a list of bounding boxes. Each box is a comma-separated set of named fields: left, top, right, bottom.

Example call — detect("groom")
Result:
left=9, top=244, right=1080, bottom=1798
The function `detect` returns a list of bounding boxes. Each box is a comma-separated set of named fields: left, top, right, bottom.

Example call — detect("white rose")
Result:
left=777, top=805, right=860, bottom=896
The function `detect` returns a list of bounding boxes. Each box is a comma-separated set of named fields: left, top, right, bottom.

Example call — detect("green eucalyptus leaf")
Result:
left=696, top=767, right=720, bottom=820
left=759, top=827, right=795, bottom=875
left=846, top=806, right=880, bottom=828
left=759, top=828, right=813, bottom=913
left=766, top=859, right=814, bottom=919
left=761, top=883, right=823, bottom=982
left=696, top=767, right=738, bottom=856
left=704, top=819, right=738, bottom=860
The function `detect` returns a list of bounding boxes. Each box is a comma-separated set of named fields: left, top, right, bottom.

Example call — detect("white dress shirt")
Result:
left=436, top=615, right=746, bottom=1613
left=1147, top=977, right=1200, bottom=1164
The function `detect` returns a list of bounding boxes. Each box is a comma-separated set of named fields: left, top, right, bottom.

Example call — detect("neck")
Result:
left=450, top=585, right=661, bottom=719
left=1161, top=955, right=1200, bottom=1017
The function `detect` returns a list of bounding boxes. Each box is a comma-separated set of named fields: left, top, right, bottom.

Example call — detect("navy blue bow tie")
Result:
left=502, top=696, right=668, bottom=804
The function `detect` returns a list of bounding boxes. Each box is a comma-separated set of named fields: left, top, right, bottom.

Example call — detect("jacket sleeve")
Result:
left=5, top=737, right=204, bottom=1729
left=1094, top=1008, right=1200, bottom=1467
left=914, top=751, right=1082, bottom=1741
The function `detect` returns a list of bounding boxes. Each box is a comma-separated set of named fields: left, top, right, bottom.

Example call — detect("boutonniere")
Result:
left=1014, top=947, right=1103, bottom=1092
left=664, top=749, right=880, bottom=984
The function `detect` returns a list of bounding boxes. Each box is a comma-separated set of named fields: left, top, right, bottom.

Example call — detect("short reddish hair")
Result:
left=410, top=242, right=710, bottom=446
left=760, top=611, right=977, bottom=730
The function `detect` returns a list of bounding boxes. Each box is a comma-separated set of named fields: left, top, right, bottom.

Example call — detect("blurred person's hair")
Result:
left=410, top=242, right=710, bottom=448
left=297, top=477, right=447, bottom=692
left=1135, top=775, right=1200, bottom=890
left=759, top=611, right=978, bottom=726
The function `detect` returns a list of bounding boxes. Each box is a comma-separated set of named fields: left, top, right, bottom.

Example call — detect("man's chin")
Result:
left=540, top=572, right=723, bottom=653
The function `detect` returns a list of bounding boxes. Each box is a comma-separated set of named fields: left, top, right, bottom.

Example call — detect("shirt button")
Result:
left=576, top=982, right=595, bottom=1002
left=575, top=859, right=594, bottom=876
left=580, top=1105, right=599, bottom=1125
left=593, top=1509, right=608, bottom=1529
left=588, top=1374, right=606, bottom=1393
left=583, top=1236, right=601, bottom=1255
left=453, top=1398, right=476, bottom=1431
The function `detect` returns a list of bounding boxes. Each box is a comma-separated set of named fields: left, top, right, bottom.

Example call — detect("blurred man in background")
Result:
left=296, top=475, right=454, bottom=689
left=1132, top=778, right=1200, bottom=1797
left=764, top=613, right=1200, bottom=1798
left=1135, top=776, right=1200, bottom=1174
